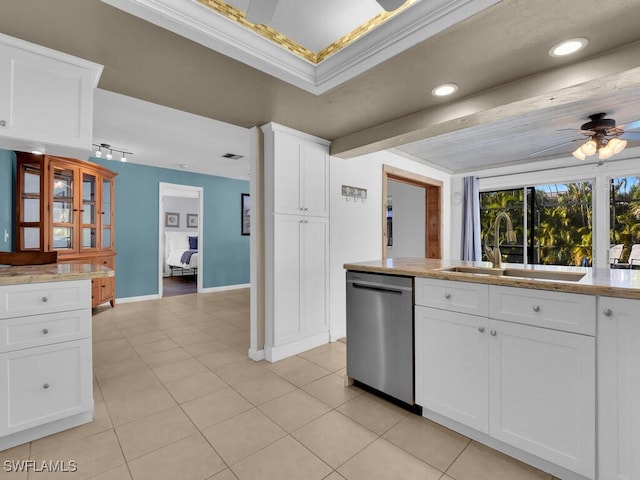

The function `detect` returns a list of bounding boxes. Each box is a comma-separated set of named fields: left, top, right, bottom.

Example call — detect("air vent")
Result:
left=222, top=153, right=244, bottom=160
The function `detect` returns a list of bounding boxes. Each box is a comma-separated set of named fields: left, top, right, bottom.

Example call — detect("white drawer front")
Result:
left=0, top=280, right=90, bottom=319
left=415, top=277, right=489, bottom=316
left=0, top=339, right=92, bottom=435
left=0, top=310, right=91, bottom=353
left=489, top=286, right=595, bottom=335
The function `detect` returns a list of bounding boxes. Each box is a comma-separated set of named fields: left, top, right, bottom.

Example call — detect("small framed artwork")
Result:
left=186, top=213, right=198, bottom=228
left=165, top=212, right=179, bottom=228
left=241, top=193, right=250, bottom=236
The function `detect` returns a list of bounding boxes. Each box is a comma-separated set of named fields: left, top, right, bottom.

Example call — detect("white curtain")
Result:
left=461, top=176, right=481, bottom=261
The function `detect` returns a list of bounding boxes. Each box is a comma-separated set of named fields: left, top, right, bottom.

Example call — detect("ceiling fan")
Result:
left=530, top=113, right=640, bottom=161
left=246, top=0, right=408, bottom=24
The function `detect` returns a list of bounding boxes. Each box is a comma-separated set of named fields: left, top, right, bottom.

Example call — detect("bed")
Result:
left=165, top=232, right=199, bottom=276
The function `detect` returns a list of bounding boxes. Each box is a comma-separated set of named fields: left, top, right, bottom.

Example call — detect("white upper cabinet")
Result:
left=0, top=33, right=103, bottom=153
left=267, top=124, right=329, bottom=217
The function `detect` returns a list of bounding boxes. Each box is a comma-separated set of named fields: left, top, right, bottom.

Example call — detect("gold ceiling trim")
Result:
left=196, top=0, right=414, bottom=64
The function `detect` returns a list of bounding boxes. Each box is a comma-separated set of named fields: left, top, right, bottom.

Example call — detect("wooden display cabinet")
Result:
left=16, top=153, right=117, bottom=307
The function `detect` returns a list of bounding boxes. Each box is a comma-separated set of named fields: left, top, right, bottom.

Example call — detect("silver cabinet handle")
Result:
left=490, top=329, right=497, bottom=336
left=43, top=383, right=50, bottom=389
left=444, top=293, right=451, bottom=299
left=42, top=328, right=49, bottom=335
left=532, top=304, right=540, bottom=312
left=0, top=120, right=6, bottom=127
left=603, top=308, right=613, bottom=317
left=42, top=296, right=48, bottom=303
left=478, top=326, right=485, bottom=333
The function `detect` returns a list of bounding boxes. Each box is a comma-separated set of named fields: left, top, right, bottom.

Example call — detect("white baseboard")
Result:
left=330, top=330, right=345, bottom=342
left=248, top=348, right=265, bottom=361
left=200, top=283, right=250, bottom=293
left=265, top=332, right=330, bottom=363
left=116, top=294, right=160, bottom=304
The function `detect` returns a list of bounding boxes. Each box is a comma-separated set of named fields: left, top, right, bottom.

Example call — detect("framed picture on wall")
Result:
left=165, top=212, right=179, bottom=228
left=186, top=213, right=198, bottom=228
left=241, top=193, right=250, bottom=235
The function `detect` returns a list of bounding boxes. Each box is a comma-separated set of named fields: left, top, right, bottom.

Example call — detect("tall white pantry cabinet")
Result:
left=262, top=123, right=330, bottom=362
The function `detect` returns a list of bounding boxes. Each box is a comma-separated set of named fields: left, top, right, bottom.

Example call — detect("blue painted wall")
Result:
left=91, top=158, right=250, bottom=299
left=0, top=150, right=16, bottom=252
left=0, top=149, right=250, bottom=298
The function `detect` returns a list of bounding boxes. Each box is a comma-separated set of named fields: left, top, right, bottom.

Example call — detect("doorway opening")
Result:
left=382, top=165, right=442, bottom=260
left=158, top=183, right=204, bottom=298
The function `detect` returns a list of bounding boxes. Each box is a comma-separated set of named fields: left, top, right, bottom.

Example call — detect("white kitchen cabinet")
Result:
left=271, top=215, right=329, bottom=347
left=263, top=123, right=330, bottom=362
left=0, top=279, right=93, bottom=450
left=415, top=305, right=489, bottom=432
left=265, top=123, right=329, bottom=218
left=0, top=33, right=102, bottom=153
left=488, top=318, right=595, bottom=478
left=415, top=278, right=595, bottom=479
left=597, top=296, right=640, bottom=480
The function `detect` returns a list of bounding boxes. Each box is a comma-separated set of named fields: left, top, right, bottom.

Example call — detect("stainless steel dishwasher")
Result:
left=346, top=270, right=414, bottom=405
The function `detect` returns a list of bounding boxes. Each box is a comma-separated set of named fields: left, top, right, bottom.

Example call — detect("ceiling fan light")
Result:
left=599, top=144, right=613, bottom=160
left=580, top=140, right=597, bottom=156
left=609, top=138, right=627, bottom=155
left=572, top=147, right=586, bottom=161
left=549, top=37, right=588, bottom=57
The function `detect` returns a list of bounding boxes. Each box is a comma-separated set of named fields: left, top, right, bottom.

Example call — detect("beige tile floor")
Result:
left=1, top=289, right=562, bottom=480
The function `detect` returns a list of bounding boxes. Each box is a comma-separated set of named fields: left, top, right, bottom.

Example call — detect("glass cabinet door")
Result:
left=18, top=163, right=42, bottom=250
left=80, top=172, right=98, bottom=250
left=102, top=177, right=113, bottom=250
left=51, top=164, right=76, bottom=251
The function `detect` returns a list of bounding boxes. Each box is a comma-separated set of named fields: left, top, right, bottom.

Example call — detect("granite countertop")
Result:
left=343, top=257, right=640, bottom=300
left=0, top=262, right=114, bottom=286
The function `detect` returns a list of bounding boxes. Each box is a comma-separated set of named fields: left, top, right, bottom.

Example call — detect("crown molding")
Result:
left=102, top=0, right=498, bottom=95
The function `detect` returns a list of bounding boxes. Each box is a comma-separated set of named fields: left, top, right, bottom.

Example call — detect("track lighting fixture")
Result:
left=93, top=143, right=133, bottom=163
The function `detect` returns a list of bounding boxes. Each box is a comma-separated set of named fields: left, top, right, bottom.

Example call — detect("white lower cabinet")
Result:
left=0, top=339, right=92, bottom=435
left=267, top=214, right=329, bottom=360
left=0, top=280, right=93, bottom=450
left=414, top=278, right=595, bottom=479
left=415, top=306, right=489, bottom=432
left=488, top=319, right=595, bottom=478
left=597, top=296, right=640, bottom=480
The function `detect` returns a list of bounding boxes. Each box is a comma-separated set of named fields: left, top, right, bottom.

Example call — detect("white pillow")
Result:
left=165, top=232, right=189, bottom=251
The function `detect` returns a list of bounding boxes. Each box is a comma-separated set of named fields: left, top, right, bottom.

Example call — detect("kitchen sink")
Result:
left=439, top=266, right=586, bottom=282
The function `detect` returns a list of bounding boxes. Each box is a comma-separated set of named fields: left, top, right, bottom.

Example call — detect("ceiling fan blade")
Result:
left=620, top=132, right=640, bottom=140
left=528, top=138, right=583, bottom=157
left=246, top=0, right=278, bottom=24
left=375, top=0, right=407, bottom=12
left=621, top=119, right=640, bottom=131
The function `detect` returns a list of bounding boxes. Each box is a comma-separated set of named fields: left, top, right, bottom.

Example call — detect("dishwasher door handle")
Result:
left=350, top=281, right=410, bottom=295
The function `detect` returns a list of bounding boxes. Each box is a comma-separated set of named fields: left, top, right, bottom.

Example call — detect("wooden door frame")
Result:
left=382, top=165, right=442, bottom=260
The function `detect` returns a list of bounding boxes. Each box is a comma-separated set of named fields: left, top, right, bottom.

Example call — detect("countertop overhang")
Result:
left=344, top=258, right=640, bottom=300
left=0, top=262, right=114, bottom=286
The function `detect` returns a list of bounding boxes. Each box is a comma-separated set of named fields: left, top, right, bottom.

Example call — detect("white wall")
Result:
left=387, top=180, right=426, bottom=257
left=449, top=153, right=640, bottom=269
left=329, top=150, right=451, bottom=340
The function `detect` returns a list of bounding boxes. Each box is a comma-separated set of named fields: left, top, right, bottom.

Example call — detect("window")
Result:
left=480, top=181, right=593, bottom=266
left=610, top=176, right=640, bottom=263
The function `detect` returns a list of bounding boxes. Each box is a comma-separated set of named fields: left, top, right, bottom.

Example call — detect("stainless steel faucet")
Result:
left=484, top=211, right=516, bottom=269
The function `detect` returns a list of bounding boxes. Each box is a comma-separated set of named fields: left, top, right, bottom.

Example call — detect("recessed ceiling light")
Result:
left=549, top=37, right=588, bottom=57
left=431, top=83, right=458, bottom=97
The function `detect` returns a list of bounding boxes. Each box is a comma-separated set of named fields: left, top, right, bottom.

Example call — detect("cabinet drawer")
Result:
left=0, top=309, right=91, bottom=353
left=0, top=280, right=90, bottom=319
left=415, top=277, right=489, bottom=316
left=0, top=339, right=92, bottom=435
left=489, top=286, right=595, bottom=335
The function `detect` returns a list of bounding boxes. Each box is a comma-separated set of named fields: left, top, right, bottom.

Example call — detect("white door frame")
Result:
left=158, top=182, right=204, bottom=297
